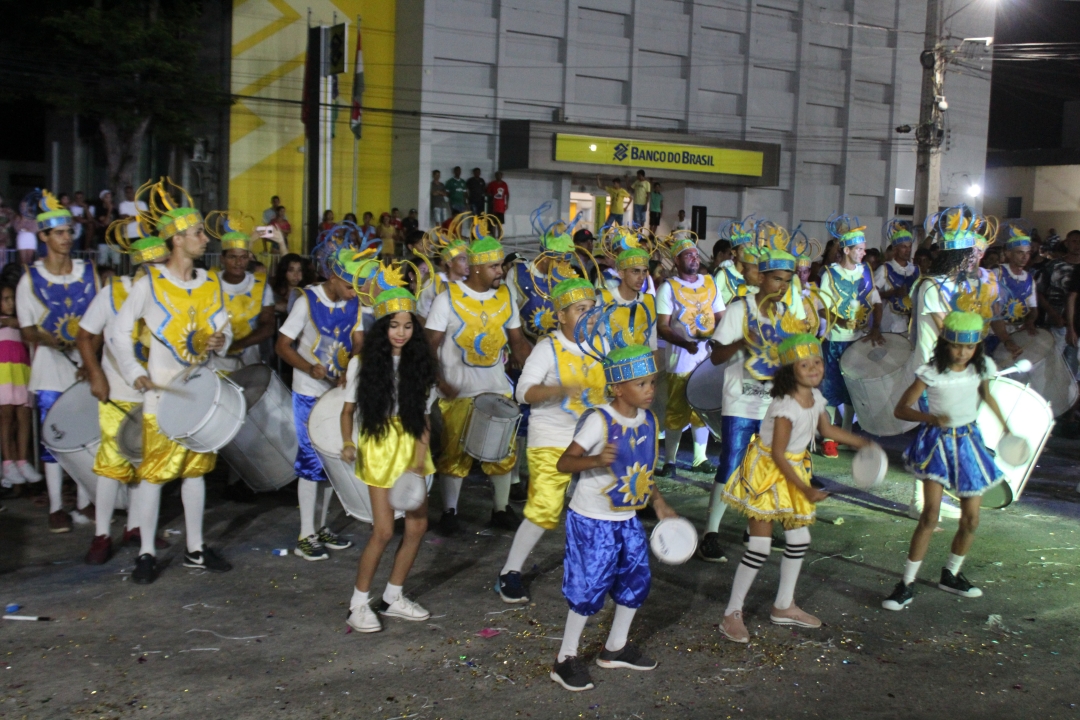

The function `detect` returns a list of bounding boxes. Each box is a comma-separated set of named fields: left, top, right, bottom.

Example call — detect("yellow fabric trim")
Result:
left=523, top=447, right=572, bottom=530
left=435, top=396, right=518, bottom=477
left=552, top=334, right=607, bottom=416
left=599, top=287, right=656, bottom=347
left=138, top=413, right=216, bottom=483
left=217, top=270, right=267, bottom=351
left=447, top=283, right=513, bottom=368
left=722, top=436, right=816, bottom=529
left=356, top=417, right=435, bottom=488
left=93, top=400, right=140, bottom=483
left=665, top=372, right=704, bottom=430
left=670, top=275, right=718, bottom=337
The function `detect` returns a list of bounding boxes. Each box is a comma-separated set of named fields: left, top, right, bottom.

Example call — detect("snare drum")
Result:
left=157, top=366, right=246, bottom=453
left=992, top=328, right=1079, bottom=417
left=117, top=405, right=143, bottom=466
left=840, top=333, right=919, bottom=437
left=462, top=393, right=521, bottom=463
left=687, top=357, right=730, bottom=440
left=219, top=364, right=298, bottom=492
left=41, top=382, right=101, bottom=497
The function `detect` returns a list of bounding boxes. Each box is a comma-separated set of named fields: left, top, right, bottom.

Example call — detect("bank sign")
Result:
left=554, top=133, right=764, bottom=177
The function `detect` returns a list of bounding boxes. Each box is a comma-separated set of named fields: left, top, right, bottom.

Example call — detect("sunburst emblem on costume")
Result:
left=180, top=308, right=207, bottom=364
left=532, top=307, right=556, bottom=334
left=52, top=313, right=81, bottom=346
left=605, top=461, right=653, bottom=506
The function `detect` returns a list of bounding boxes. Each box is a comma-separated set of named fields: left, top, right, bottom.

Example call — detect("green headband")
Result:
left=604, top=344, right=657, bottom=384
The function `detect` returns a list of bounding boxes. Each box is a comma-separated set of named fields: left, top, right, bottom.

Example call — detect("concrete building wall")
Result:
left=985, top=164, right=1080, bottom=237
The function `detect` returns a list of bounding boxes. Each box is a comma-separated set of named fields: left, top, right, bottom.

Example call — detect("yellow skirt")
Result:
left=722, top=435, right=816, bottom=529
left=523, top=447, right=572, bottom=530
left=93, top=400, right=140, bottom=483
left=138, top=413, right=217, bottom=484
left=357, top=418, right=435, bottom=488
left=435, top=396, right=518, bottom=478
left=665, top=372, right=704, bottom=431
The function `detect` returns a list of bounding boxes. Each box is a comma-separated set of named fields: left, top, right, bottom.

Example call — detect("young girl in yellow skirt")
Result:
left=720, top=333, right=871, bottom=643
left=340, top=288, right=437, bottom=633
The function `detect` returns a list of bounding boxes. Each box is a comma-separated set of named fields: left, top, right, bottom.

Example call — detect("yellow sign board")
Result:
left=554, top=133, right=764, bottom=177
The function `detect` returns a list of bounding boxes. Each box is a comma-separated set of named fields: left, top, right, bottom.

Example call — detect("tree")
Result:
left=0, top=0, right=229, bottom=191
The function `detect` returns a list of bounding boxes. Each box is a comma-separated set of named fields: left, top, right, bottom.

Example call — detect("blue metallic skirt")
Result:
left=716, top=415, right=761, bottom=486
left=902, top=422, right=1006, bottom=497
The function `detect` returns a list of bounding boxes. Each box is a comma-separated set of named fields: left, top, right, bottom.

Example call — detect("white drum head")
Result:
left=650, top=517, right=698, bottom=565
left=308, top=387, right=350, bottom=456
left=997, top=433, right=1032, bottom=467
left=158, top=367, right=222, bottom=436
left=851, top=443, right=888, bottom=489
left=687, top=357, right=728, bottom=413
left=474, top=393, right=520, bottom=419
left=42, top=382, right=99, bottom=452
left=840, top=333, right=911, bottom=380
left=389, top=471, right=428, bottom=512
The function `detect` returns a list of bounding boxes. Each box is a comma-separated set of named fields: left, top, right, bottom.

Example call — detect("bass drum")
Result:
left=687, top=357, right=730, bottom=440
left=219, top=364, right=298, bottom=492
left=840, top=333, right=919, bottom=437
left=41, top=382, right=101, bottom=499
left=992, top=328, right=1079, bottom=417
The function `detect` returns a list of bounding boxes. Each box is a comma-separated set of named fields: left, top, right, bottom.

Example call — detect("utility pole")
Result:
left=913, top=0, right=943, bottom=244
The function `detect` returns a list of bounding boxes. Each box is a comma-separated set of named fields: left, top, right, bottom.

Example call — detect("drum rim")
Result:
left=159, top=366, right=226, bottom=438
left=42, top=383, right=101, bottom=450
left=687, top=358, right=727, bottom=413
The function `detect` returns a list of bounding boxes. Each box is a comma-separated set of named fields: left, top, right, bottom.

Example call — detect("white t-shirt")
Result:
left=514, top=330, right=596, bottom=448
left=910, top=278, right=950, bottom=366
left=111, top=267, right=233, bottom=414
left=16, top=260, right=89, bottom=393
left=213, top=271, right=275, bottom=371
left=710, top=297, right=772, bottom=420
left=279, top=284, right=358, bottom=398
left=759, top=389, right=828, bottom=453
left=78, top=277, right=143, bottom=403
left=425, top=280, right=521, bottom=398
left=69, top=204, right=86, bottom=241
left=916, top=358, right=997, bottom=427
left=568, top=403, right=651, bottom=522
left=656, top=275, right=725, bottom=374
left=117, top=200, right=148, bottom=238
left=818, top=264, right=881, bottom=342
left=874, top=260, right=918, bottom=335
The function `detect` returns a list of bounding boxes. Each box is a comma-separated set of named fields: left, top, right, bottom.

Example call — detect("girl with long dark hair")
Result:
left=340, top=288, right=437, bottom=633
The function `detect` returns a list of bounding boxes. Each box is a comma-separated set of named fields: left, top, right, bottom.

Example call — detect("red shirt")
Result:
left=487, top=180, right=509, bottom=213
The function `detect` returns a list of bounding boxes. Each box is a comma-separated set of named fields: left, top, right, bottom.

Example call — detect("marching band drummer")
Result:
left=275, top=247, right=366, bottom=562
left=996, top=224, right=1039, bottom=337
left=76, top=226, right=170, bottom=565
left=874, top=219, right=919, bottom=336
left=964, top=220, right=1021, bottom=359
left=15, top=189, right=97, bottom=532
left=416, top=235, right=468, bottom=322
left=425, top=236, right=533, bottom=535
left=714, top=216, right=759, bottom=305
left=111, top=179, right=233, bottom=584
left=599, top=246, right=659, bottom=355
left=816, top=215, right=883, bottom=455
left=496, top=278, right=606, bottom=604
left=509, top=230, right=581, bottom=342
left=655, top=235, right=725, bottom=477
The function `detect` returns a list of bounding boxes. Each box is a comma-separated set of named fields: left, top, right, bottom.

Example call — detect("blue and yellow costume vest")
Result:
left=304, top=286, right=358, bottom=379
left=147, top=268, right=225, bottom=367
left=215, top=270, right=268, bottom=355
left=599, top=286, right=656, bottom=348
left=883, top=262, right=919, bottom=316
left=582, top=407, right=659, bottom=512
left=668, top=275, right=719, bottom=338
left=512, top=260, right=576, bottom=341
left=448, top=282, right=513, bottom=368
left=109, top=277, right=150, bottom=367
left=823, top=264, right=875, bottom=327
left=714, top=263, right=747, bottom=305
left=29, top=261, right=97, bottom=348
left=551, top=334, right=607, bottom=417
left=952, top=269, right=1000, bottom=330
left=742, top=295, right=818, bottom=381
left=998, top=267, right=1033, bottom=324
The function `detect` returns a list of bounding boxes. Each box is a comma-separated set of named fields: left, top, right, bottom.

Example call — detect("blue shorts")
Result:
left=36, top=390, right=63, bottom=464
left=821, top=339, right=852, bottom=407
left=563, top=509, right=651, bottom=616
left=716, top=415, right=761, bottom=485
left=293, top=393, right=327, bottom=482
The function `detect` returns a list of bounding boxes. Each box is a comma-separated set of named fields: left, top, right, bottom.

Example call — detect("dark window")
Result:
left=1006, top=196, right=1023, bottom=218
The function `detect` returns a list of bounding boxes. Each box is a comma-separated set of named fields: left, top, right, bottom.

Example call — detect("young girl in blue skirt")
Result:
left=884, top=311, right=1010, bottom=610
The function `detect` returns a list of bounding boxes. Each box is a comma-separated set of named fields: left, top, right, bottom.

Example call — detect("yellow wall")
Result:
left=229, top=0, right=395, bottom=252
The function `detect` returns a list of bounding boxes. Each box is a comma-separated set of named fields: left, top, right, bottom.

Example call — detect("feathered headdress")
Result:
left=136, top=178, right=202, bottom=240
left=789, top=225, right=820, bottom=268
left=826, top=214, right=866, bottom=248
left=719, top=215, right=759, bottom=248
left=883, top=218, right=914, bottom=246
left=934, top=204, right=978, bottom=251
left=25, top=189, right=74, bottom=232
left=1003, top=220, right=1032, bottom=250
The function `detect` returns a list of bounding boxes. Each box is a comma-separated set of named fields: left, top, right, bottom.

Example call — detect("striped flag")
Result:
left=350, top=19, right=365, bottom=139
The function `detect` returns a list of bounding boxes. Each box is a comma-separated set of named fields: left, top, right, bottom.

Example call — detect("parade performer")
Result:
left=720, top=334, right=871, bottom=643
left=883, top=311, right=1009, bottom=611
left=276, top=243, right=367, bottom=561
left=509, top=230, right=582, bottom=342
left=112, top=178, right=232, bottom=584
left=656, top=234, right=724, bottom=476
left=339, top=287, right=438, bottom=632
left=817, top=214, right=883, bottom=452
left=417, top=229, right=468, bottom=321
left=699, top=235, right=821, bottom=562
left=714, top=216, right=758, bottom=304
left=15, top=189, right=96, bottom=532
left=425, top=236, right=533, bottom=534
left=597, top=231, right=658, bottom=354
left=996, top=223, right=1039, bottom=336
left=953, top=212, right=1019, bottom=358
left=874, top=219, right=919, bottom=335
left=76, top=220, right=169, bottom=564
left=550, top=344, right=676, bottom=691
left=496, top=278, right=606, bottom=603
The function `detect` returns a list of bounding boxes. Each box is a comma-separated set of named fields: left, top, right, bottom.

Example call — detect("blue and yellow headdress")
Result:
left=941, top=310, right=984, bottom=344
left=884, top=218, right=914, bottom=246
left=789, top=226, right=820, bottom=269
left=28, top=189, right=73, bottom=232
left=600, top=344, right=657, bottom=384
left=932, top=205, right=979, bottom=251
left=574, top=298, right=656, bottom=384
left=205, top=210, right=254, bottom=251
left=777, top=333, right=823, bottom=365
left=719, top=215, right=759, bottom=249
left=138, top=178, right=202, bottom=240
left=1004, top=221, right=1031, bottom=251
left=757, top=222, right=797, bottom=272
left=551, top=277, right=596, bottom=312
left=826, top=214, right=867, bottom=248
left=530, top=200, right=584, bottom=245
left=105, top=213, right=167, bottom=265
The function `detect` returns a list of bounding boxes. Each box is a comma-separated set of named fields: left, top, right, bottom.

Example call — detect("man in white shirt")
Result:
left=874, top=220, right=919, bottom=335
left=425, top=237, right=533, bottom=535
left=655, top=237, right=724, bottom=476
left=16, top=190, right=96, bottom=533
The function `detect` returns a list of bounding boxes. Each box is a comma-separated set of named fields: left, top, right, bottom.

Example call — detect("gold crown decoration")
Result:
left=353, top=251, right=435, bottom=308
left=204, top=210, right=256, bottom=251
left=777, top=334, right=823, bottom=365
left=789, top=226, right=820, bottom=268
left=136, top=177, right=202, bottom=240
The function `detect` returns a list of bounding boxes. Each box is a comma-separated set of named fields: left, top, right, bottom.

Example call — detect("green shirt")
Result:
left=649, top=191, right=663, bottom=213
left=446, top=177, right=468, bottom=207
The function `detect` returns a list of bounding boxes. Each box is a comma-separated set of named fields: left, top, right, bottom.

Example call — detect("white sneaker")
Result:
left=17, top=463, right=43, bottom=483
left=3, top=464, right=23, bottom=486
left=346, top=604, right=382, bottom=633
left=378, top=595, right=430, bottom=621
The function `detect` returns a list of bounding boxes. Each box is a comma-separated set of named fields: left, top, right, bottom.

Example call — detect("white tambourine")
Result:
left=388, top=471, right=428, bottom=512
left=851, top=442, right=888, bottom=490
left=649, top=517, right=698, bottom=565
left=997, top=433, right=1032, bottom=467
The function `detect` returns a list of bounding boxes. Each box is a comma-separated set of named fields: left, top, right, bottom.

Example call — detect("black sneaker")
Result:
left=317, top=526, right=352, bottom=550
left=938, top=568, right=983, bottom=598
left=183, top=546, right=233, bottom=573
left=689, top=460, right=717, bottom=475
left=132, top=553, right=159, bottom=585
left=697, top=532, right=727, bottom=563
left=550, top=656, right=594, bottom=691
left=509, top=481, right=528, bottom=503
left=497, top=571, right=529, bottom=604
left=656, top=462, right=677, bottom=478
left=882, top=581, right=914, bottom=611
left=490, top=505, right=521, bottom=531
left=596, top=642, right=657, bottom=671
left=437, top=509, right=459, bottom=536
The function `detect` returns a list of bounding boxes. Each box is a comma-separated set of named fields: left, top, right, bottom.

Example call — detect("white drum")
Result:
left=157, top=366, right=246, bottom=453
left=840, top=333, right=919, bottom=437
left=117, top=405, right=143, bottom=466
left=219, top=364, right=298, bottom=493
left=41, top=382, right=101, bottom=498
left=650, top=517, right=698, bottom=565
left=687, top=357, right=731, bottom=440
left=992, top=328, right=1079, bottom=418
left=851, top=442, right=888, bottom=490
left=462, top=393, right=521, bottom=463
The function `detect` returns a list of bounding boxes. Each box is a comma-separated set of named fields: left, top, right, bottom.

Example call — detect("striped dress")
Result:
left=0, top=322, right=30, bottom=406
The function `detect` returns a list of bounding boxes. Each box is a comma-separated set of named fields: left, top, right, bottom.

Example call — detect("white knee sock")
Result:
left=491, top=472, right=512, bottom=512
left=903, top=558, right=922, bottom=585
left=136, top=481, right=163, bottom=557
left=318, top=485, right=334, bottom=530
left=45, top=462, right=63, bottom=513
left=124, top=483, right=139, bottom=531
left=692, top=426, right=710, bottom=465
left=76, top=482, right=92, bottom=510
left=726, top=535, right=771, bottom=615
left=558, top=610, right=590, bottom=662
left=441, top=474, right=462, bottom=512
left=95, top=476, right=120, bottom=537
left=181, top=476, right=206, bottom=553
left=604, top=604, right=637, bottom=652
left=945, top=553, right=965, bottom=575
left=774, top=527, right=811, bottom=610
left=298, top=478, right=318, bottom=539
left=664, top=431, right=681, bottom=465
left=706, top=484, right=727, bottom=534
left=501, top=519, right=545, bottom=574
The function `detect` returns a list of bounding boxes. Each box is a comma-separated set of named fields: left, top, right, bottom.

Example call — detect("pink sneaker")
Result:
left=769, top=604, right=822, bottom=628
left=721, top=611, right=750, bottom=643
